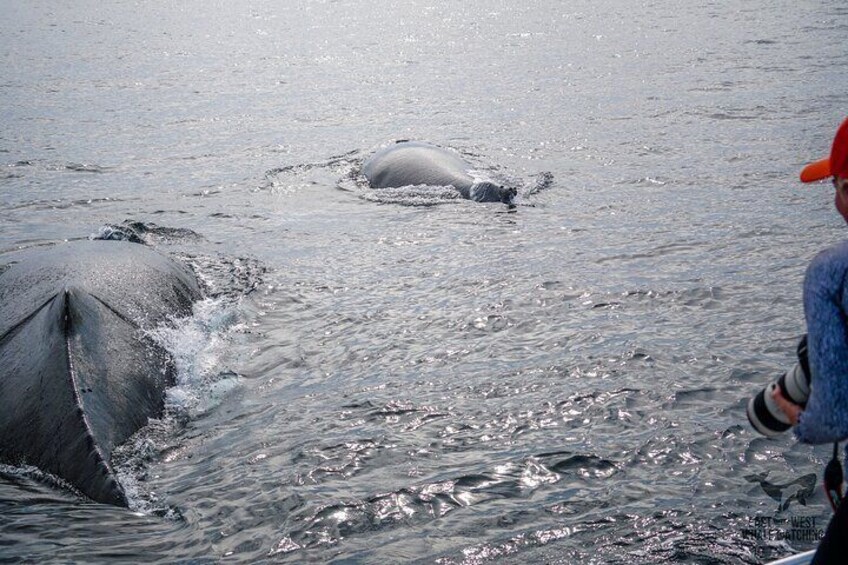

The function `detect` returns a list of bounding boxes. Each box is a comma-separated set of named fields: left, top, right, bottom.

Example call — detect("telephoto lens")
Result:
left=747, top=336, right=811, bottom=437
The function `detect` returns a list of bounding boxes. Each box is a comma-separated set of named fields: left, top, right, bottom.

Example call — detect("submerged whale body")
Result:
left=0, top=240, right=201, bottom=506
left=363, top=141, right=517, bottom=204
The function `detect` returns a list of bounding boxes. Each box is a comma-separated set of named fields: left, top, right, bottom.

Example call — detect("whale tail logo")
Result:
left=745, top=471, right=817, bottom=511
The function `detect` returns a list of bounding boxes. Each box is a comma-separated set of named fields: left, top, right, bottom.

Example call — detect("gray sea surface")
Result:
left=2, top=0, right=848, bottom=563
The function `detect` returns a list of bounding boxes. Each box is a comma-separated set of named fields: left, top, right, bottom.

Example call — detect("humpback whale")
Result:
left=363, top=141, right=517, bottom=204
left=0, top=240, right=201, bottom=506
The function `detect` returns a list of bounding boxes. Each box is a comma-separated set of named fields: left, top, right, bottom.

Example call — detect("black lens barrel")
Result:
left=748, top=388, right=792, bottom=435
left=746, top=335, right=811, bottom=437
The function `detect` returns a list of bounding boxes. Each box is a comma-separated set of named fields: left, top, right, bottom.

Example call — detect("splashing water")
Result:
left=112, top=297, right=246, bottom=514
left=147, top=297, right=245, bottom=418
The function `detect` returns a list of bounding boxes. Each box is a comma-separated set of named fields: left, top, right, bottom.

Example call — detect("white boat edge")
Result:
left=765, top=549, right=816, bottom=565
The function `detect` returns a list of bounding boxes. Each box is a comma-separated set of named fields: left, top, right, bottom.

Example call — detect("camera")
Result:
left=747, top=336, right=811, bottom=437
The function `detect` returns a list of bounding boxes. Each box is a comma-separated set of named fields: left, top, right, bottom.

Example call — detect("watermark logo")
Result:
left=742, top=472, right=824, bottom=559
left=742, top=515, right=824, bottom=544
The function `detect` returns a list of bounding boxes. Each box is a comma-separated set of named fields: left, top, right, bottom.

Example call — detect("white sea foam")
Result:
left=113, top=297, right=245, bottom=514
left=146, top=297, right=245, bottom=418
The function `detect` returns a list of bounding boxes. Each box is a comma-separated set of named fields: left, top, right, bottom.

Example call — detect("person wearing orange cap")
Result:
left=800, top=117, right=848, bottom=221
left=773, top=117, right=848, bottom=564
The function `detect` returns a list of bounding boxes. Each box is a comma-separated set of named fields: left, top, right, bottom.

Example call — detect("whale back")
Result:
left=363, top=142, right=475, bottom=190
left=0, top=241, right=201, bottom=505
left=0, top=240, right=199, bottom=338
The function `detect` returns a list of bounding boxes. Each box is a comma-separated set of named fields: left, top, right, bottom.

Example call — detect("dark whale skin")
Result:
left=0, top=240, right=200, bottom=506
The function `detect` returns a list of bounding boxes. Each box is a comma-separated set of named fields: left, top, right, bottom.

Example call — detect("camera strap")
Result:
left=824, top=442, right=844, bottom=512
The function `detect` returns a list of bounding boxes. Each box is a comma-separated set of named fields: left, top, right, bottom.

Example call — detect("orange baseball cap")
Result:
left=800, top=117, right=848, bottom=183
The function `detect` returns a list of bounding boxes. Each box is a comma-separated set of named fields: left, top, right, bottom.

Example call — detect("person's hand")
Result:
left=772, top=385, right=803, bottom=426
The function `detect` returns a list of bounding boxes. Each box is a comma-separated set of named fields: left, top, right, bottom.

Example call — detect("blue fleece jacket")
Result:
left=795, top=240, right=848, bottom=444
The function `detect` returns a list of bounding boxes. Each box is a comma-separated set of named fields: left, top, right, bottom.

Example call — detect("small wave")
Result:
left=577, top=286, right=724, bottom=310
left=595, top=241, right=711, bottom=264
left=744, top=38, right=779, bottom=45
left=183, top=253, right=265, bottom=298
left=90, top=221, right=204, bottom=245
left=270, top=450, right=619, bottom=556
left=525, top=171, right=554, bottom=195
left=65, top=163, right=109, bottom=173
left=262, top=150, right=363, bottom=193
left=358, top=184, right=466, bottom=206
left=2, top=197, right=124, bottom=213
left=3, top=160, right=106, bottom=172
left=265, top=150, right=361, bottom=176
left=0, top=464, right=86, bottom=503
left=438, top=509, right=759, bottom=564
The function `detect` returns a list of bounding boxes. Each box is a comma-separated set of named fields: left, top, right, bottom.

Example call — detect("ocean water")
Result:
left=2, top=0, right=848, bottom=562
